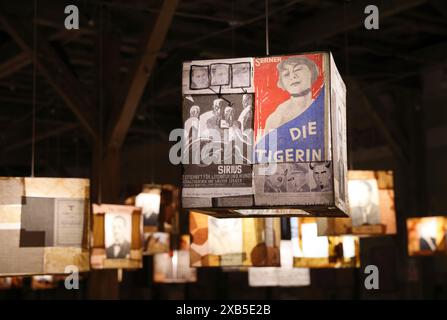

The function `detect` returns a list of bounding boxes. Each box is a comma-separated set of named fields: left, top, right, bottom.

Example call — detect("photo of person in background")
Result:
left=106, top=214, right=131, bottom=259
left=349, top=180, right=380, bottom=226
left=190, top=65, right=209, bottom=89
left=418, top=218, right=438, bottom=251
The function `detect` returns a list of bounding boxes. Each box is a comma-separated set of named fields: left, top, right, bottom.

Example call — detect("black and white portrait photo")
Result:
left=286, top=163, right=310, bottom=192
left=348, top=179, right=380, bottom=227
left=105, top=213, right=132, bottom=259
left=231, top=62, right=251, bottom=88
left=264, top=164, right=288, bottom=193
left=210, top=63, right=230, bottom=86
left=190, top=65, right=209, bottom=89
left=310, top=161, right=333, bottom=192
left=263, top=163, right=311, bottom=193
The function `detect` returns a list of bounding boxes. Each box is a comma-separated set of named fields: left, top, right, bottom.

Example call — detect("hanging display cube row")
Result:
left=181, top=52, right=349, bottom=217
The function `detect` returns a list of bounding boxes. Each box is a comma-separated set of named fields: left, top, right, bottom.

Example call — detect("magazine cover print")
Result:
left=254, top=53, right=327, bottom=165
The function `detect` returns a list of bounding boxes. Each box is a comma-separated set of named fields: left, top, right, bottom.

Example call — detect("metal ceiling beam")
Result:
left=0, top=15, right=98, bottom=140
left=106, top=0, right=179, bottom=150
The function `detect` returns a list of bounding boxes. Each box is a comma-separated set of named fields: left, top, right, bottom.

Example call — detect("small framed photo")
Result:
left=190, top=65, right=210, bottom=89
left=210, top=63, right=230, bottom=86
left=231, top=62, right=251, bottom=88
left=105, top=212, right=132, bottom=259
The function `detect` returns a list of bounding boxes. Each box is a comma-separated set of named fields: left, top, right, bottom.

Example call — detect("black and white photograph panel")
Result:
left=190, top=65, right=210, bottom=89
left=231, top=62, right=251, bottom=88
left=286, top=163, right=310, bottom=192
left=210, top=63, right=230, bottom=86
left=263, top=163, right=288, bottom=193
left=263, top=163, right=313, bottom=193
left=349, top=179, right=380, bottom=227
left=105, top=212, right=132, bottom=259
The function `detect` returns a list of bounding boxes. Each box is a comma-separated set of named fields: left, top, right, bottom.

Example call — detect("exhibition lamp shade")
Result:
left=0, top=177, right=90, bottom=276
left=407, top=216, right=447, bottom=256
left=248, top=239, right=311, bottom=287
left=189, top=211, right=281, bottom=267
left=317, top=170, right=397, bottom=237
left=291, top=217, right=360, bottom=268
left=153, top=235, right=197, bottom=283
left=181, top=52, right=349, bottom=218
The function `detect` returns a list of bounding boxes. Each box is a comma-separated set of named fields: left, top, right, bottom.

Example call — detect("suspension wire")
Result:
left=265, top=0, right=269, bottom=56
left=98, top=4, right=104, bottom=204
left=31, top=0, right=37, bottom=177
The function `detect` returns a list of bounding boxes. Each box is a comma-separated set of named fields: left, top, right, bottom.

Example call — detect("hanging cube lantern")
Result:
left=127, top=184, right=179, bottom=255
left=0, top=177, right=90, bottom=276
left=153, top=235, right=197, bottom=283
left=248, top=239, right=310, bottom=287
left=189, top=211, right=281, bottom=267
left=317, top=170, right=397, bottom=236
left=91, top=204, right=143, bottom=269
left=180, top=52, right=348, bottom=217
left=407, top=216, right=447, bottom=256
left=135, top=185, right=162, bottom=232
left=291, top=217, right=360, bottom=268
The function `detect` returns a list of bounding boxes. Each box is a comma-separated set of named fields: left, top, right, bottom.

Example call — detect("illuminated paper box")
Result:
left=181, top=52, right=348, bottom=218
left=291, top=217, right=360, bottom=268
left=189, top=211, right=281, bottom=267
left=407, top=216, right=447, bottom=256
left=91, top=204, right=143, bottom=269
left=248, top=240, right=310, bottom=287
left=0, top=177, right=90, bottom=276
left=317, top=170, right=396, bottom=236
left=153, top=235, right=197, bottom=283
left=126, top=184, right=179, bottom=254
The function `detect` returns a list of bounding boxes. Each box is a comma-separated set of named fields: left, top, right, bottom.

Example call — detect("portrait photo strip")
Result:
left=263, top=162, right=333, bottom=193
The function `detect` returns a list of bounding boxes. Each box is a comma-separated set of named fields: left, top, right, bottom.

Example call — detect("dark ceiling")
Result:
left=0, top=0, right=446, bottom=177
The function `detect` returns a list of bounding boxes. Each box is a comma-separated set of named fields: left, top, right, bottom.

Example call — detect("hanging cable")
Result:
left=343, top=1, right=353, bottom=171
left=98, top=4, right=104, bottom=204
left=265, top=0, right=270, bottom=56
left=31, top=0, right=37, bottom=177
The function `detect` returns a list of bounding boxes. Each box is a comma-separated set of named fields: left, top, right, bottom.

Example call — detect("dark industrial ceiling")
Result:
left=0, top=0, right=446, bottom=177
